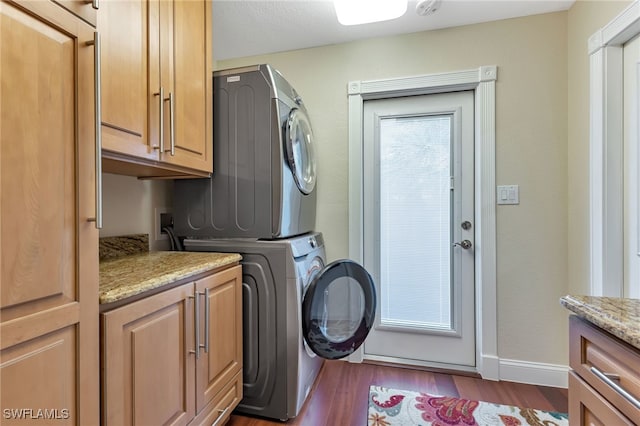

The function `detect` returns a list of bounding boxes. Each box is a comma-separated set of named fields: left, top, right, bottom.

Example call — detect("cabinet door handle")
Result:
left=204, top=288, right=210, bottom=353
left=85, top=0, right=99, bottom=10
left=167, top=92, right=175, bottom=156
left=153, top=87, right=165, bottom=153
left=591, top=366, right=640, bottom=410
left=189, top=294, right=200, bottom=359
left=86, top=32, right=102, bottom=229
left=197, top=290, right=208, bottom=353
left=211, top=407, right=230, bottom=426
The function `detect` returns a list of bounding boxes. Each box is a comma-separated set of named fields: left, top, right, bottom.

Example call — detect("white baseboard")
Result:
left=478, top=354, right=500, bottom=381
left=354, top=351, right=568, bottom=389
left=498, top=358, right=569, bottom=388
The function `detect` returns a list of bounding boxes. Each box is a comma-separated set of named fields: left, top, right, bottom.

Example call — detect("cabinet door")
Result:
left=102, top=284, right=195, bottom=426
left=99, top=0, right=154, bottom=160
left=0, top=1, right=99, bottom=424
left=159, top=0, right=212, bottom=173
left=195, top=266, right=243, bottom=413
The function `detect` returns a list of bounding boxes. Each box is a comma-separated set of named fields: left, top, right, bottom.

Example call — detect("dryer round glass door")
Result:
left=301, top=260, right=376, bottom=360
left=285, top=108, right=316, bottom=194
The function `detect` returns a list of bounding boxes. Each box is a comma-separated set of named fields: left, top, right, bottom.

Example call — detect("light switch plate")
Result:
left=497, top=185, right=519, bottom=205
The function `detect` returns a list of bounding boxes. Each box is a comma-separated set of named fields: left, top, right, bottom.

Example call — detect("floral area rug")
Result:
left=368, top=386, right=569, bottom=426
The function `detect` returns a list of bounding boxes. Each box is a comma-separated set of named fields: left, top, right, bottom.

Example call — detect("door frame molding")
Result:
left=589, top=0, right=640, bottom=297
left=347, top=66, right=499, bottom=379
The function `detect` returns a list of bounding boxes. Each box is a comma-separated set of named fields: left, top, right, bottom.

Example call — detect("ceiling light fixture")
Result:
left=334, top=0, right=408, bottom=26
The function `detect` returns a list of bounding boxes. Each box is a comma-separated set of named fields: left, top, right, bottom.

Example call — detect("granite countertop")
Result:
left=100, top=251, right=242, bottom=305
left=560, top=295, right=640, bottom=350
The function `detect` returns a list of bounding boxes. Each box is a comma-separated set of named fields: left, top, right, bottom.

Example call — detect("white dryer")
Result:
left=173, top=64, right=316, bottom=240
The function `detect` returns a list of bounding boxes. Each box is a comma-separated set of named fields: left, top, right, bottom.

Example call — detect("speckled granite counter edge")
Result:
left=560, top=295, right=640, bottom=351
left=99, top=252, right=242, bottom=305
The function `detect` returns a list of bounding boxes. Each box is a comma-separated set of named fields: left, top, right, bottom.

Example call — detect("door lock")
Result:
left=453, top=240, right=472, bottom=250
left=461, top=221, right=472, bottom=230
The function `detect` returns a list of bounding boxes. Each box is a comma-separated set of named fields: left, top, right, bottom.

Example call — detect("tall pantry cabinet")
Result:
left=0, top=1, right=99, bottom=425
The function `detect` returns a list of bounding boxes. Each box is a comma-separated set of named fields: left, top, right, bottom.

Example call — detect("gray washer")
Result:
left=173, top=64, right=317, bottom=240
left=184, top=233, right=326, bottom=421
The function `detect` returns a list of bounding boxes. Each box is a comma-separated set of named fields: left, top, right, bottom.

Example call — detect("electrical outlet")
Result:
left=160, top=212, right=173, bottom=230
left=154, top=207, right=172, bottom=241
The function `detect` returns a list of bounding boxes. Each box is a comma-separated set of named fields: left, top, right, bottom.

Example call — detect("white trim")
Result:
left=590, top=48, right=604, bottom=296
left=360, top=355, right=568, bottom=389
left=589, top=0, right=640, bottom=297
left=602, top=1, right=640, bottom=48
left=347, top=66, right=498, bottom=380
left=364, top=354, right=479, bottom=375
left=480, top=354, right=500, bottom=381
left=499, top=359, right=569, bottom=389
left=474, top=75, right=499, bottom=381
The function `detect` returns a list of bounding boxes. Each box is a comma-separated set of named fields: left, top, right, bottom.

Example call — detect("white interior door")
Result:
left=624, top=34, right=640, bottom=298
left=362, top=91, right=475, bottom=368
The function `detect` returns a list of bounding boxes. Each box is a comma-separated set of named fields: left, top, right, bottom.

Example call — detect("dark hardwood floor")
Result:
left=226, top=360, right=568, bottom=426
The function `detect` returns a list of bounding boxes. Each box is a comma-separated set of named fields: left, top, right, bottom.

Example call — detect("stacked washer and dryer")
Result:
left=173, top=65, right=376, bottom=421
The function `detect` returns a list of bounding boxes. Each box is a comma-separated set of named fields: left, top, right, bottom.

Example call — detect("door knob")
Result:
left=453, top=240, right=472, bottom=250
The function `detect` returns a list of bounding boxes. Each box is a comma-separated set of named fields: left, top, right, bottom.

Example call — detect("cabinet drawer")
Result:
left=569, top=372, right=634, bottom=426
left=190, top=370, right=242, bottom=426
left=569, top=316, right=640, bottom=422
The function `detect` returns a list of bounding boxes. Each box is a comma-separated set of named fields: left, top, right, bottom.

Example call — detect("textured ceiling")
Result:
left=212, top=0, right=575, bottom=61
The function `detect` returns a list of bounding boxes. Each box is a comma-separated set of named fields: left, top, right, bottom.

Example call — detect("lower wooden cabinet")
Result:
left=195, top=267, right=243, bottom=414
left=101, top=265, right=242, bottom=426
left=568, top=315, right=640, bottom=425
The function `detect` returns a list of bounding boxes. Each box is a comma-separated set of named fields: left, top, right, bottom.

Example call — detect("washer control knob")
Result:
left=309, top=236, right=317, bottom=249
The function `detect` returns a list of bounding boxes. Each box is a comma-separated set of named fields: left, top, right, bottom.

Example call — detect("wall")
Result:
left=100, top=174, right=173, bottom=251
left=99, top=1, right=635, bottom=381
left=567, top=0, right=632, bottom=296
left=218, top=12, right=570, bottom=372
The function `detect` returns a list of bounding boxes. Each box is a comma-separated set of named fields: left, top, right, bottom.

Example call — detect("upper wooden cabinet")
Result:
left=0, top=0, right=99, bottom=424
left=99, top=0, right=212, bottom=178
